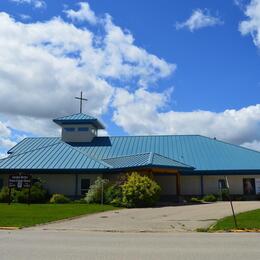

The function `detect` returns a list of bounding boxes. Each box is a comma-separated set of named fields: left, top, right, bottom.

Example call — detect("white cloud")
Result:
left=2, top=2, right=260, bottom=156
left=0, top=120, right=16, bottom=151
left=112, top=88, right=260, bottom=146
left=242, top=140, right=260, bottom=151
left=0, top=153, right=8, bottom=159
left=0, top=138, right=16, bottom=150
left=19, top=14, right=31, bottom=21
left=176, top=9, right=223, bottom=32
left=0, top=6, right=174, bottom=141
left=10, top=0, right=46, bottom=9
left=102, top=15, right=175, bottom=87
left=65, top=2, right=97, bottom=24
left=0, top=121, right=11, bottom=138
left=239, top=0, right=260, bottom=48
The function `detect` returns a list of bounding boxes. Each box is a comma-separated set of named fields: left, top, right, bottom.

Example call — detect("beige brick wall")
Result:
left=154, top=175, right=176, bottom=195
left=0, top=173, right=103, bottom=196
left=203, top=175, right=260, bottom=195
left=181, top=176, right=201, bottom=195
left=1, top=173, right=259, bottom=196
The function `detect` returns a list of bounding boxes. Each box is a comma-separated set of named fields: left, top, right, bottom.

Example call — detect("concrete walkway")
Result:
left=30, top=201, right=260, bottom=233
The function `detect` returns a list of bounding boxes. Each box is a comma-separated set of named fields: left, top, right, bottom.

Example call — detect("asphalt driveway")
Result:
left=30, top=201, right=260, bottom=232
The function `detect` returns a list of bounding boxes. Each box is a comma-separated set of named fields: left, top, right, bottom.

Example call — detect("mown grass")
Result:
left=0, top=203, right=117, bottom=228
left=210, top=209, right=260, bottom=231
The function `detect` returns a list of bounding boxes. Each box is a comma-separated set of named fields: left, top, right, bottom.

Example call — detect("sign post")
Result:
left=225, top=176, right=238, bottom=229
left=8, top=174, right=32, bottom=205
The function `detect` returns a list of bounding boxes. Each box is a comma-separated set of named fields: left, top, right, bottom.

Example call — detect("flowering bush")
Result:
left=84, top=177, right=109, bottom=203
left=50, top=194, right=71, bottom=204
left=121, top=172, right=161, bottom=208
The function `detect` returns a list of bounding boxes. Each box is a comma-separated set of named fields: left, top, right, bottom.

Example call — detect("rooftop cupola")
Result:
left=53, top=113, right=105, bottom=143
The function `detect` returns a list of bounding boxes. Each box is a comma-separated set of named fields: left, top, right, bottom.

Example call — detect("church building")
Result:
left=1, top=97, right=260, bottom=199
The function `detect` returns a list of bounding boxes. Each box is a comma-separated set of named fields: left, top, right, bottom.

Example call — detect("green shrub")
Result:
left=203, top=194, right=217, bottom=202
left=105, top=184, right=123, bottom=206
left=0, top=187, right=11, bottom=203
left=84, top=177, right=109, bottom=204
left=190, top=197, right=202, bottom=203
left=50, top=194, right=71, bottom=204
left=0, top=183, right=48, bottom=203
left=121, top=172, right=161, bottom=208
left=219, top=188, right=230, bottom=201
left=15, top=183, right=48, bottom=203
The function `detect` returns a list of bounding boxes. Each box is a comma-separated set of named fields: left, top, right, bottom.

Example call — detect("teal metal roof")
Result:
left=4, top=135, right=260, bottom=173
left=71, top=136, right=260, bottom=172
left=103, top=152, right=194, bottom=170
left=0, top=142, right=109, bottom=170
left=8, top=137, right=61, bottom=155
left=53, top=113, right=105, bottom=129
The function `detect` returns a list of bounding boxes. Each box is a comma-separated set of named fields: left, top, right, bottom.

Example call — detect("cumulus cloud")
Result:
left=19, top=14, right=31, bottom=21
left=176, top=9, right=223, bottom=32
left=0, top=5, right=174, bottom=143
left=0, top=153, right=8, bottom=159
left=1, top=2, right=260, bottom=156
left=112, top=88, right=260, bottom=149
left=239, top=0, right=260, bottom=48
left=10, top=0, right=46, bottom=9
left=0, top=120, right=17, bottom=152
left=0, top=138, right=16, bottom=150
left=242, top=140, right=260, bottom=151
left=65, top=2, right=97, bottom=24
left=0, top=121, right=11, bottom=138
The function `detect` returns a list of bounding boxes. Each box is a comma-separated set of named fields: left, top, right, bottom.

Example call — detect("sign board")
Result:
left=8, top=174, right=31, bottom=189
left=255, top=178, right=260, bottom=195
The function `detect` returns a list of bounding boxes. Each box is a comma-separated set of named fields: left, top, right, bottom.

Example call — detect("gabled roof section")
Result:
left=53, top=113, right=105, bottom=129
left=1, top=142, right=109, bottom=170
left=103, top=152, right=194, bottom=170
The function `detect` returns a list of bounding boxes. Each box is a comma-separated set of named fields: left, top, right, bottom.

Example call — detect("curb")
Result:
left=0, top=227, right=20, bottom=230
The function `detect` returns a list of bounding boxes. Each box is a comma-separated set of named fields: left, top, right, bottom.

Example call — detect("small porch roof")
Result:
left=103, top=152, right=195, bottom=171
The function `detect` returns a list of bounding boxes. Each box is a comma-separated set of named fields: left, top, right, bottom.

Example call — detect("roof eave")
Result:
left=53, top=119, right=105, bottom=129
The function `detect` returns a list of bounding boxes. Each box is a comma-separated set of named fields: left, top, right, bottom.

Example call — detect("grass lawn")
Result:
left=211, top=209, right=260, bottom=231
left=0, top=203, right=117, bottom=228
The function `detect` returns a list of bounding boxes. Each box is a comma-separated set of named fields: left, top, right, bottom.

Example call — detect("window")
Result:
left=0, top=178, right=3, bottom=189
left=78, top=127, right=89, bottom=132
left=81, top=179, right=90, bottom=196
left=64, top=127, right=75, bottom=132
left=243, top=178, right=256, bottom=195
left=218, top=179, right=227, bottom=190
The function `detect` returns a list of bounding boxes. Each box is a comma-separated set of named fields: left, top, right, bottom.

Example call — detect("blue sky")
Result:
left=0, top=0, right=260, bottom=156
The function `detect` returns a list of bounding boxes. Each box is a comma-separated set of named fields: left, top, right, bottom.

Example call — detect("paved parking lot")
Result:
left=30, top=201, right=260, bottom=232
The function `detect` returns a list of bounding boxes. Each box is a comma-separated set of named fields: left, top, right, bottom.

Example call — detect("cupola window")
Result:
left=78, top=127, right=89, bottom=132
left=64, top=127, right=75, bottom=132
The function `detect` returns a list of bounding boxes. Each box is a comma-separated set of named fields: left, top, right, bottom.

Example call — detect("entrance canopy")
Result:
left=103, top=152, right=194, bottom=172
